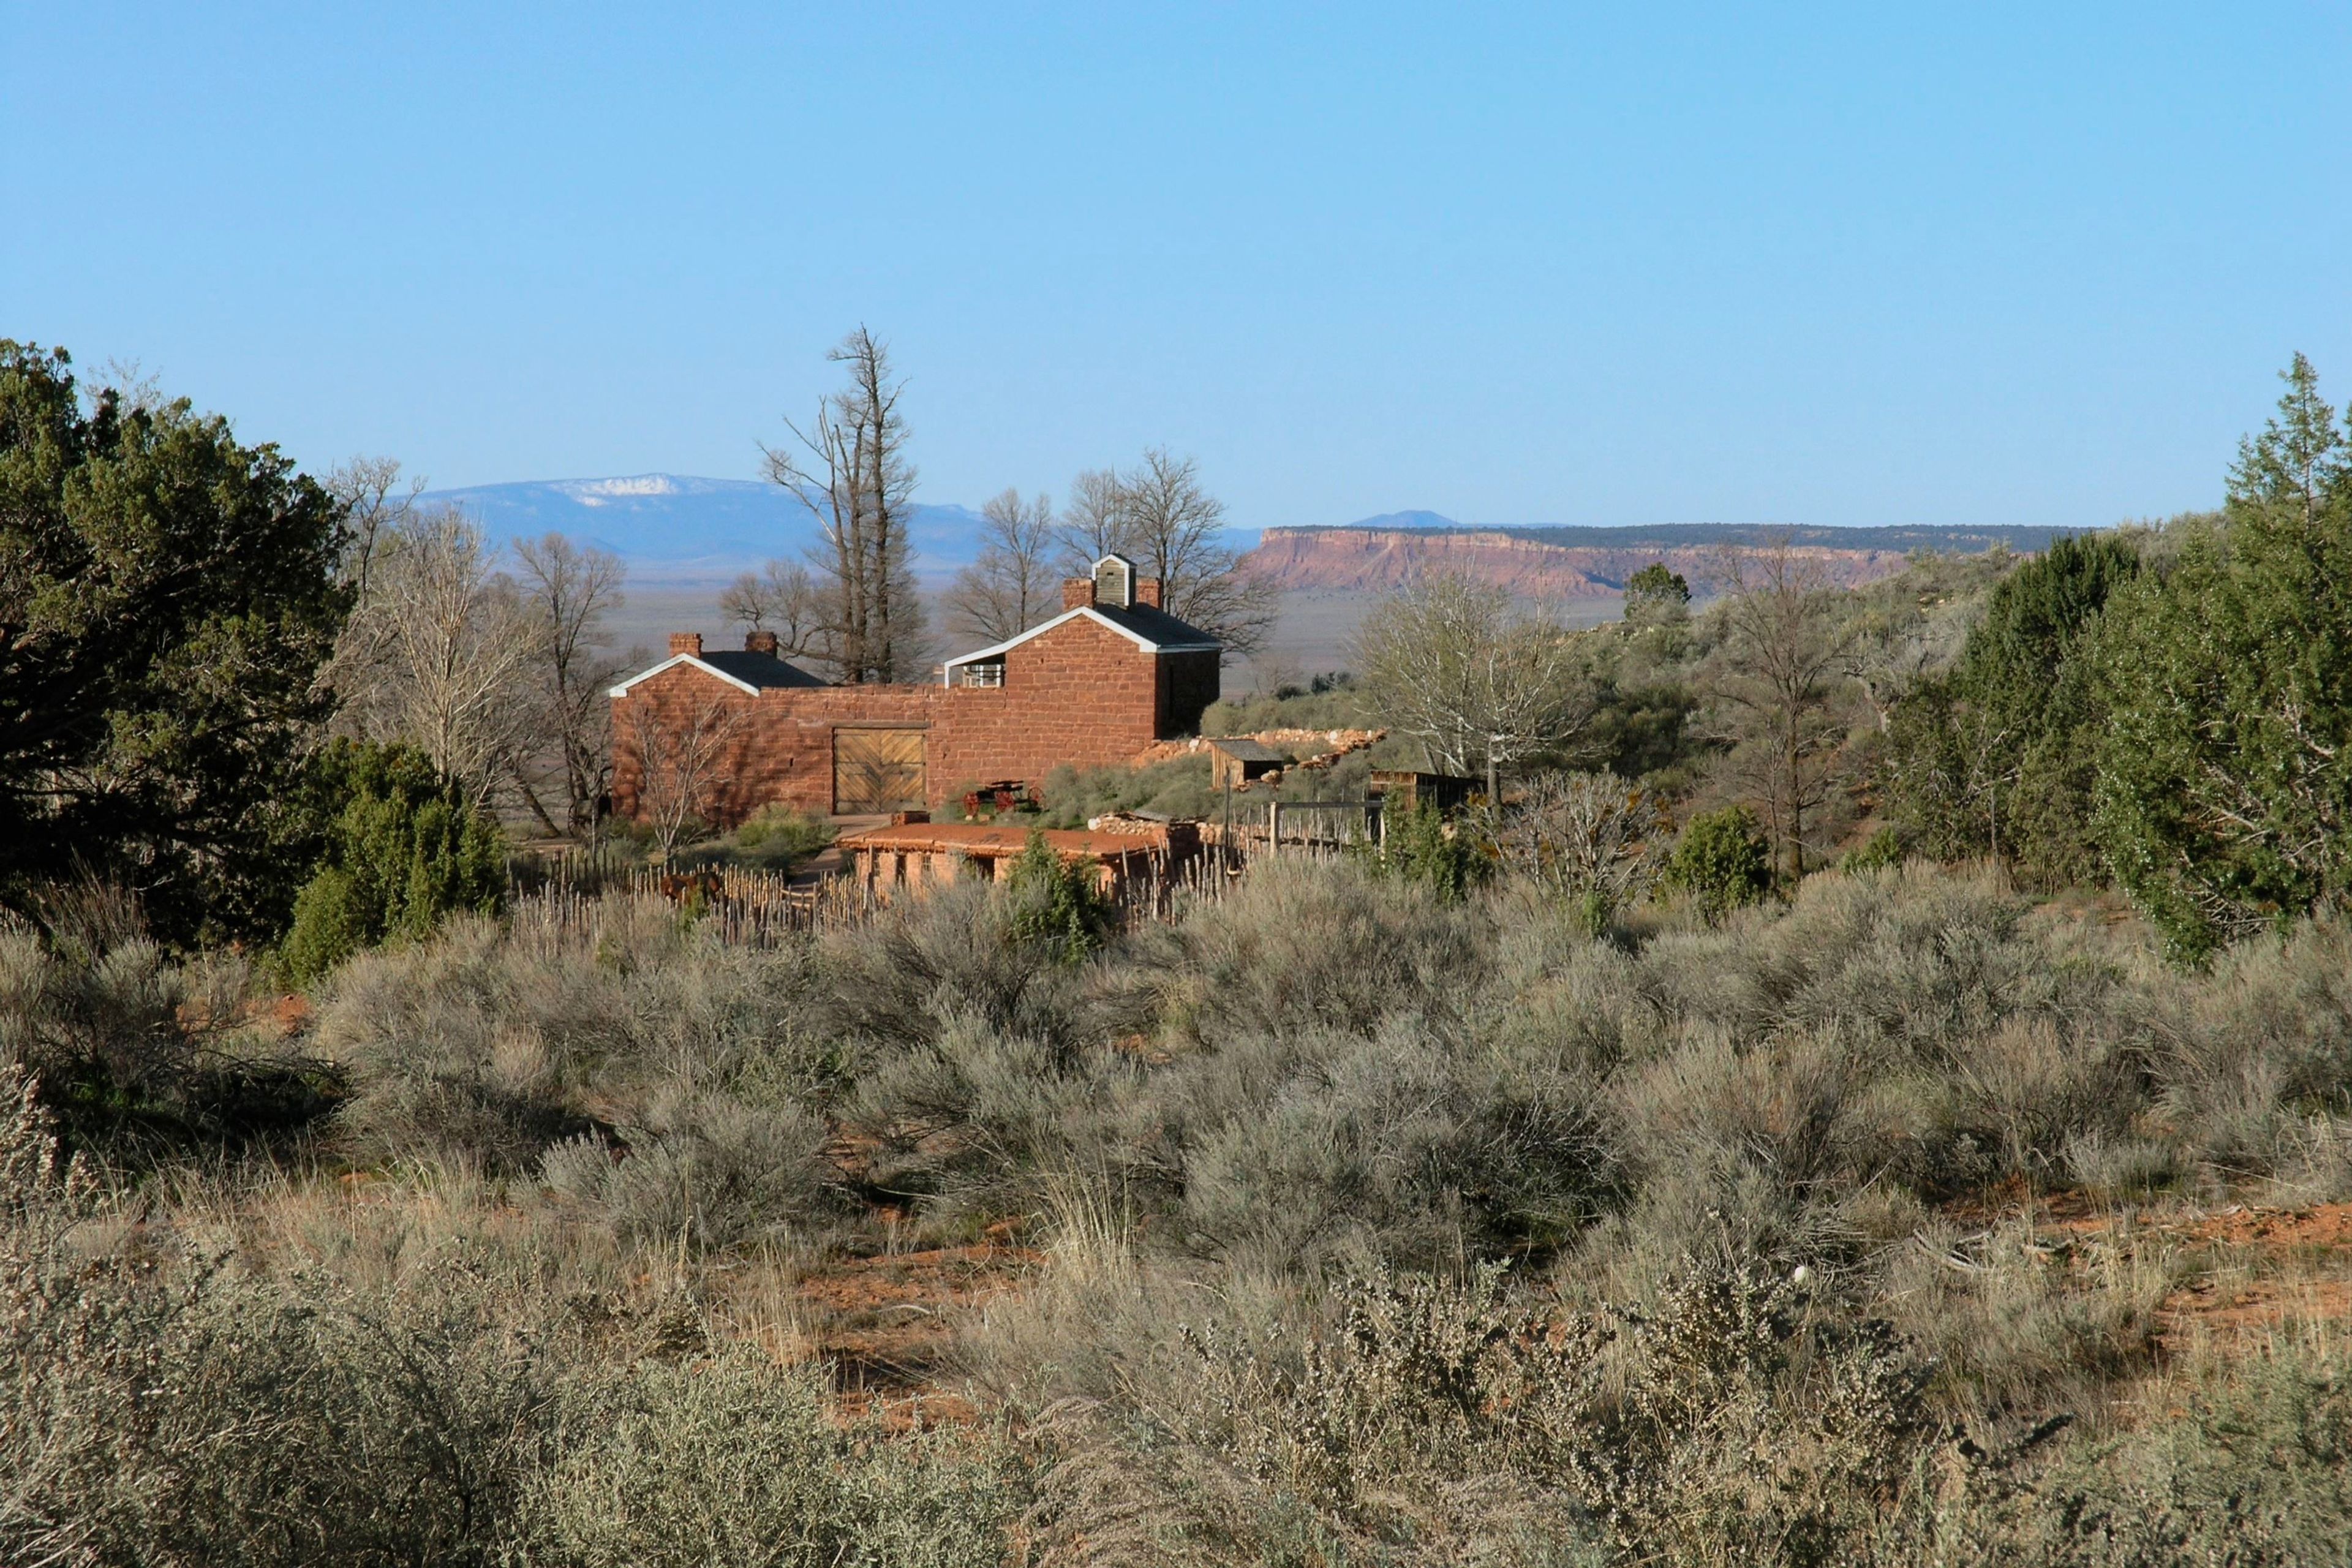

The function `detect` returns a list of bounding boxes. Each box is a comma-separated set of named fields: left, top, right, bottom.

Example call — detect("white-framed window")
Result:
left=958, top=660, right=1005, bottom=688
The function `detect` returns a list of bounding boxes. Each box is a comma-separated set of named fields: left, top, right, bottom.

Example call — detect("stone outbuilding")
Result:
left=608, top=555, right=1222, bottom=823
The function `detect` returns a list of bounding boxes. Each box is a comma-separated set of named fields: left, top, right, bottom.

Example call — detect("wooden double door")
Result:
left=832, top=727, right=927, bottom=815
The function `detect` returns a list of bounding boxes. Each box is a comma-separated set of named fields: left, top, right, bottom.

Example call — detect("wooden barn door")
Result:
left=832, top=728, right=927, bottom=815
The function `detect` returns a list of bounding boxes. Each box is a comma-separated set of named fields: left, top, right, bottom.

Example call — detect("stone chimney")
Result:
left=1136, top=578, right=1164, bottom=609
left=1061, top=578, right=1098, bottom=611
left=744, top=629, right=780, bottom=655
left=669, top=632, right=704, bottom=657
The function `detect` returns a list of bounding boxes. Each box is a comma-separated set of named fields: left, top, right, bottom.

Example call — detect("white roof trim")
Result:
left=939, top=607, right=1219, bottom=679
left=606, top=653, right=763, bottom=699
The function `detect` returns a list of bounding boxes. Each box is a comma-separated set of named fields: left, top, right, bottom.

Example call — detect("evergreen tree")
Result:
left=1883, top=533, right=2141, bottom=883
left=2094, top=355, right=2352, bottom=959
left=0, top=344, right=349, bottom=942
left=279, top=741, right=505, bottom=984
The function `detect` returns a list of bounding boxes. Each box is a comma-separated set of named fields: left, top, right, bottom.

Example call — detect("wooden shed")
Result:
left=1204, top=737, right=1287, bottom=791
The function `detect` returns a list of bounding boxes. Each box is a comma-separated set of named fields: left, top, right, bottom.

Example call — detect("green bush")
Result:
left=1374, top=797, right=1490, bottom=903
left=279, top=741, right=505, bottom=984
left=1662, top=805, right=1773, bottom=919
left=1002, top=828, right=1112, bottom=961
left=1838, top=826, right=1908, bottom=873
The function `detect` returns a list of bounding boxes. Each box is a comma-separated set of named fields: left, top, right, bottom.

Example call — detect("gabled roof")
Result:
left=607, top=649, right=832, bottom=698
left=941, top=603, right=1221, bottom=677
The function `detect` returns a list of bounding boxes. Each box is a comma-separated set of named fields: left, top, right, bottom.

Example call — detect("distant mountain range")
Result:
left=424, top=475, right=2057, bottom=597
left=422, top=475, right=989, bottom=581
left=1249, top=520, right=2067, bottom=598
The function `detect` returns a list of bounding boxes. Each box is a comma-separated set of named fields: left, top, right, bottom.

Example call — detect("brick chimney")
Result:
left=1136, top=578, right=1164, bottom=609
left=744, top=629, right=780, bottom=655
left=1061, top=578, right=1098, bottom=610
left=669, top=632, right=703, bottom=657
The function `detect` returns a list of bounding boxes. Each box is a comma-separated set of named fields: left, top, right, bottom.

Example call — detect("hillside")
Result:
left=1244, top=520, right=2066, bottom=597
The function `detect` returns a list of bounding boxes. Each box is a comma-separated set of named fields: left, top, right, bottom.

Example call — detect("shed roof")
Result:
left=1202, top=737, right=1286, bottom=763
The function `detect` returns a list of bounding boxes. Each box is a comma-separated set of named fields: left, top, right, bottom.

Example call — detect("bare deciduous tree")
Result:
left=513, top=533, right=626, bottom=836
left=1352, top=571, right=1598, bottom=799
left=1113, top=447, right=1278, bottom=655
left=1057, top=469, right=1128, bottom=568
left=1705, top=539, right=1860, bottom=881
left=325, top=455, right=424, bottom=606
left=945, top=488, right=1058, bottom=644
left=621, top=695, right=745, bottom=864
left=332, top=508, right=544, bottom=802
left=761, top=328, right=927, bottom=683
left=1054, top=449, right=1276, bottom=656
left=1497, top=770, right=1667, bottom=917
left=720, top=559, right=830, bottom=660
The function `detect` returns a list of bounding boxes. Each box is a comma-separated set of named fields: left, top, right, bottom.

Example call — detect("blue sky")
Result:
left=6, top=4, right=2348, bottom=532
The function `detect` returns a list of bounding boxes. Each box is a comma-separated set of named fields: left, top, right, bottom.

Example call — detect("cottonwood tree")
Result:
left=946, top=488, right=1058, bottom=642
left=1114, top=447, right=1278, bottom=655
left=622, top=695, right=745, bottom=864
left=1703, top=539, right=1858, bottom=882
left=1352, top=571, right=1597, bottom=800
left=1057, top=469, right=1128, bottom=567
left=326, top=455, right=423, bottom=606
left=333, top=509, right=544, bottom=804
left=513, top=532, right=626, bottom=835
left=762, top=328, right=927, bottom=682
left=720, top=559, right=830, bottom=660
left=1055, top=448, right=1278, bottom=655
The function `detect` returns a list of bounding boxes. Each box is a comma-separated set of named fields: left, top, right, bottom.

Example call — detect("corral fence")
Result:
left=508, top=797, right=1395, bottom=945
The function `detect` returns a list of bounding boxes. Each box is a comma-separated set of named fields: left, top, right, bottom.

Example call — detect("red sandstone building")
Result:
left=608, top=554, right=1221, bottom=821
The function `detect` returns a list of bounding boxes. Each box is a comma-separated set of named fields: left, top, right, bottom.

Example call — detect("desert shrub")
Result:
left=509, top=1348, right=1019, bottom=1568
left=316, top=899, right=828, bottom=1177
left=839, top=1012, right=1123, bottom=1221
left=1155, top=856, right=1483, bottom=1046
left=818, top=881, right=1080, bottom=1052
left=280, top=739, right=505, bottom=985
left=1, top=895, right=336, bottom=1155
left=1872, top=1215, right=2171, bottom=1427
left=2154, top=914, right=2352, bottom=1182
left=1172, top=1014, right=1621, bottom=1273
left=542, top=1091, right=837, bottom=1251
left=3, top=1069, right=553, bottom=1567
left=1063, top=1257, right=1930, bottom=1567
left=1662, top=804, right=1773, bottom=920
left=1887, top=1347, right=2352, bottom=1565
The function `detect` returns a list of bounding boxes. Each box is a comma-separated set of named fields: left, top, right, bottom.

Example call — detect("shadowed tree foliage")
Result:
left=1883, top=532, right=2141, bottom=884
left=0, top=342, right=348, bottom=943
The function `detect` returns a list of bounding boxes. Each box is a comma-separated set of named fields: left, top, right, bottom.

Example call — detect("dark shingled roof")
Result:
left=1086, top=601, right=1221, bottom=650
left=1204, top=737, right=1286, bottom=763
left=696, top=650, right=832, bottom=689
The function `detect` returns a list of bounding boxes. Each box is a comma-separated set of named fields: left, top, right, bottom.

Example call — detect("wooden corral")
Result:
left=834, top=819, right=1202, bottom=903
